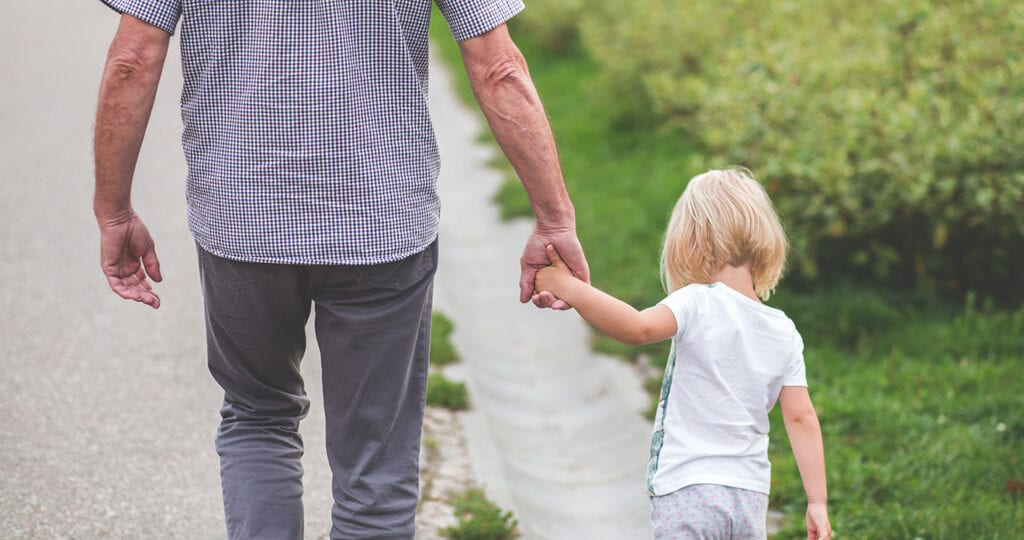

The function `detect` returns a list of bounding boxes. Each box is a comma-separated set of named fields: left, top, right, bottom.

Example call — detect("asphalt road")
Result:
left=1, top=3, right=652, bottom=538
left=0, top=3, right=333, bottom=538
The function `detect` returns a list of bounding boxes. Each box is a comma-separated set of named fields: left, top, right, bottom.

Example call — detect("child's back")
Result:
left=651, top=282, right=805, bottom=497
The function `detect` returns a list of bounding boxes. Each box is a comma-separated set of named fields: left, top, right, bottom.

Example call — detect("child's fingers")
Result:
left=545, top=244, right=565, bottom=267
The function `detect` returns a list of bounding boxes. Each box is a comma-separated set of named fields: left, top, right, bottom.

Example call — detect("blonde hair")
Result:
left=660, top=168, right=788, bottom=300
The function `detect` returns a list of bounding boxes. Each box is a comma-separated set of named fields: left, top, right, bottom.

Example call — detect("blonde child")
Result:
left=535, top=168, right=831, bottom=540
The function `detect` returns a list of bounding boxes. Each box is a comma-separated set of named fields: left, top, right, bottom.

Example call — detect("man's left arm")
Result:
left=94, top=14, right=171, bottom=309
left=457, top=23, right=589, bottom=309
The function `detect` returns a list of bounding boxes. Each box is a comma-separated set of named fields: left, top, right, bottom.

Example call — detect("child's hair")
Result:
left=660, top=167, right=788, bottom=300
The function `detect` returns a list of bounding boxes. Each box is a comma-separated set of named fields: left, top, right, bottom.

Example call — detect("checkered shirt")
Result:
left=100, top=0, right=524, bottom=264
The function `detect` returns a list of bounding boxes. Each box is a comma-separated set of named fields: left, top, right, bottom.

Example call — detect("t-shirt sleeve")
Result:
left=782, top=330, right=808, bottom=387
left=657, top=286, right=701, bottom=341
left=99, top=0, right=182, bottom=35
left=435, top=0, right=525, bottom=41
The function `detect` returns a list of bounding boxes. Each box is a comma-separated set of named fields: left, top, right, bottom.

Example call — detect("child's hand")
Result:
left=534, top=244, right=577, bottom=298
left=805, top=502, right=832, bottom=540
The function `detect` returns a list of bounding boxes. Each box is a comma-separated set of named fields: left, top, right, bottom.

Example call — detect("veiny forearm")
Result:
left=94, top=20, right=168, bottom=222
left=461, top=29, right=574, bottom=228
left=785, top=409, right=828, bottom=504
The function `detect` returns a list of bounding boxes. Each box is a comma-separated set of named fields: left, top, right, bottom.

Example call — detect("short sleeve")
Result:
left=99, top=0, right=182, bottom=35
left=435, top=0, right=525, bottom=41
left=658, top=285, right=703, bottom=341
left=782, top=331, right=808, bottom=387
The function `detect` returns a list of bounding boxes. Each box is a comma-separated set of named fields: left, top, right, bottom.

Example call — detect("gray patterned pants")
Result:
left=651, top=483, right=769, bottom=540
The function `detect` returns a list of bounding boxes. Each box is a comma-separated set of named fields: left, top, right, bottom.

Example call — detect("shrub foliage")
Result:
left=546, top=0, right=1024, bottom=303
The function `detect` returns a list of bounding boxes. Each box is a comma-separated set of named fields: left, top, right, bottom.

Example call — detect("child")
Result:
left=535, top=168, right=831, bottom=540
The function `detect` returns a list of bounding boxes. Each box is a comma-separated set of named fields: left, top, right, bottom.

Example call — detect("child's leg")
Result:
left=650, top=484, right=768, bottom=540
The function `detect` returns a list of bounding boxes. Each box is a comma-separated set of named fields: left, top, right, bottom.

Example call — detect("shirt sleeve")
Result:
left=99, top=0, right=182, bottom=35
left=782, top=330, right=808, bottom=387
left=435, top=0, right=525, bottom=41
left=658, top=285, right=701, bottom=341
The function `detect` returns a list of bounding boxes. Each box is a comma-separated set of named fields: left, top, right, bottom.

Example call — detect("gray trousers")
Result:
left=196, top=241, right=437, bottom=540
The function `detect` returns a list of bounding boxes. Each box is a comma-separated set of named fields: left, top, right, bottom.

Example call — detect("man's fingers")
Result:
left=544, top=244, right=564, bottom=267
left=143, top=291, right=161, bottom=309
left=143, top=246, right=162, bottom=282
left=563, top=250, right=590, bottom=283
left=532, top=290, right=556, bottom=308
left=107, top=273, right=161, bottom=309
left=519, top=266, right=538, bottom=304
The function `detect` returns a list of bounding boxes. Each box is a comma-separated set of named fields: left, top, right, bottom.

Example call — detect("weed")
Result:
left=431, top=311, right=460, bottom=367
left=442, top=488, right=519, bottom=540
left=427, top=373, right=469, bottom=411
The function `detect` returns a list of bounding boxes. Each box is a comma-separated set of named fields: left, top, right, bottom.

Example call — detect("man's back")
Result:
left=177, top=1, right=439, bottom=265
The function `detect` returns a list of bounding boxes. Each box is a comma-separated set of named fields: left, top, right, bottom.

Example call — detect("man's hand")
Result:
left=520, top=225, right=589, bottom=310
left=98, top=211, right=162, bottom=309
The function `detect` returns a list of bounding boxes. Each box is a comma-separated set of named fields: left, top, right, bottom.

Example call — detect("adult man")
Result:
left=93, top=1, right=588, bottom=538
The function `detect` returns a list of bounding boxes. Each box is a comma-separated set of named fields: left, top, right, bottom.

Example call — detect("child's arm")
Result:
left=779, top=386, right=832, bottom=540
left=535, top=245, right=676, bottom=346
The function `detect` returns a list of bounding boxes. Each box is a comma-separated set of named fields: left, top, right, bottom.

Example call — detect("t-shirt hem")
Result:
left=652, top=475, right=770, bottom=498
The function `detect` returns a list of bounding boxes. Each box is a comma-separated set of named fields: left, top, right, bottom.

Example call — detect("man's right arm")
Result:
left=94, top=15, right=170, bottom=309
left=456, top=24, right=589, bottom=309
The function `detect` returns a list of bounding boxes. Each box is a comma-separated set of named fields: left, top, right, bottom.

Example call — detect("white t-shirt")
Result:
left=647, top=283, right=806, bottom=497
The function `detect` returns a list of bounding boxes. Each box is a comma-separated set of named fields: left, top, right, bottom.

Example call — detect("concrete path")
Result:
left=429, top=47, right=652, bottom=540
left=1, top=2, right=652, bottom=538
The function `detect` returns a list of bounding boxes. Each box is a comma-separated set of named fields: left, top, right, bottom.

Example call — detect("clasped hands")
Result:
left=521, top=227, right=588, bottom=310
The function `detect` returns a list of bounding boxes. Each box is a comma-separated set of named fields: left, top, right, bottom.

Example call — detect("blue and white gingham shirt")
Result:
left=100, top=0, right=524, bottom=264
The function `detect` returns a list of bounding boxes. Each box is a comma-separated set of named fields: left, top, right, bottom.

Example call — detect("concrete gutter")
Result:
left=429, top=53, right=654, bottom=540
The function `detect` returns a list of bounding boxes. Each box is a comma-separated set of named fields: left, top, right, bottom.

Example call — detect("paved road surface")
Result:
left=0, top=3, right=652, bottom=538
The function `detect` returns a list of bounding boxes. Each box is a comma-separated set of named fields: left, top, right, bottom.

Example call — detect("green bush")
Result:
left=431, top=311, right=460, bottom=367
left=508, top=0, right=584, bottom=52
left=581, top=0, right=1024, bottom=304
left=426, top=373, right=470, bottom=410
left=442, top=488, right=519, bottom=540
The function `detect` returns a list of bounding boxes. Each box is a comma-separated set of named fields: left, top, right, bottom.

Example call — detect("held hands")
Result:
left=520, top=226, right=588, bottom=310
left=806, top=502, right=832, bottom=540
left=98, top=211, right=162, bottom=309
left=534, top=244, right=577, bottom=298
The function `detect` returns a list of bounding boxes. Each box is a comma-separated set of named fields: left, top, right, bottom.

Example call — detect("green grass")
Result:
left=426, top=372, right=470, bottom=411
left=429, top=17, right=1024, bottom=539
left=442, top=488, right=520, bottom=540
left=430, top=311, right=460, bottom=367
left=767, top=301, right=1024, bottom=537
